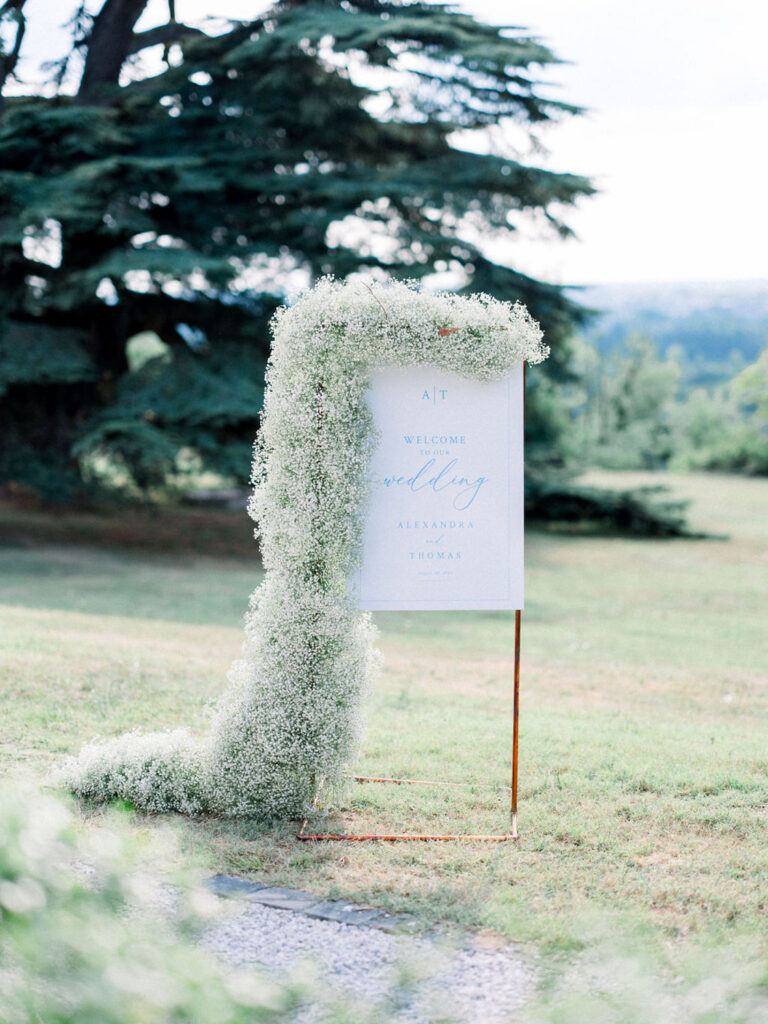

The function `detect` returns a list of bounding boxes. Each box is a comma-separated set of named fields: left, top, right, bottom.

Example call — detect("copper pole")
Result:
left=510, top=361, right=526, bottom=840
left=297, top=831, right=511, bottom=842
left=510, top=608, right=521, bottom=839
left=351, top=775, right=510, bottom=791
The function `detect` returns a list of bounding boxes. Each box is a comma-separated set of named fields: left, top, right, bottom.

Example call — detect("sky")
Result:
left=462, top=0, right=768, bottom=286
left=12, top=0, right=768, bottom=286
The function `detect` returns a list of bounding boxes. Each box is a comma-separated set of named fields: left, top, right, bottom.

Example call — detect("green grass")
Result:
left=1, top=473, right=767, bottom=963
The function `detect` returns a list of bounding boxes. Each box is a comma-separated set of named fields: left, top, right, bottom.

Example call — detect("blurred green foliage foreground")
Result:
left=0, top=786, right=306, bottom=1024
left=0, top=0, right=593, bottom=502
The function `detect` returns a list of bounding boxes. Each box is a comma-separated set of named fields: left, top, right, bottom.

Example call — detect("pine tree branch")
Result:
left=126, top=22, right=204, bottom=57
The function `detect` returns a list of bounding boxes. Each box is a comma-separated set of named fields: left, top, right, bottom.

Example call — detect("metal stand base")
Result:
left=296, top=608, right=523, bottom=844
left=296, top=775, right=518, bottom=842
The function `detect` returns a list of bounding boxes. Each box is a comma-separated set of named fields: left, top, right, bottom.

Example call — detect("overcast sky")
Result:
left=14, top=0, right=768, bottom=286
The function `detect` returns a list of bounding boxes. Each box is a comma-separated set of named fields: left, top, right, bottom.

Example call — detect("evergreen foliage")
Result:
left=525, top=480, right=691, bottom=538
left=0, top=0, right=593, bottom=499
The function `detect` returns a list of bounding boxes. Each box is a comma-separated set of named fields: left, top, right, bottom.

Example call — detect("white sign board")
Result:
left=350, top=364, right=524, bottom=611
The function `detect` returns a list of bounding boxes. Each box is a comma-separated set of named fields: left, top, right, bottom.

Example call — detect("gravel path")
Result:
left=204, top=898, right=534, bottom=1023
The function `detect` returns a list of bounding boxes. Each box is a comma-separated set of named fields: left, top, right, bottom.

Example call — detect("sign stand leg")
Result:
left=295, top=614, right=523, bottom=842
left=511, top=608, right=521, bottom=839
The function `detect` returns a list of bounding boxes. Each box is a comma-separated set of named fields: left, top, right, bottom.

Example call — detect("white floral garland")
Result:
left=59, top=279, right=548, bottom=819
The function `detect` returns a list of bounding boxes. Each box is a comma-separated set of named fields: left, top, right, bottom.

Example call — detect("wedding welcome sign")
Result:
left=351, top=364, right=524, bottom=611
left=62, top=277, right=544, bottom=838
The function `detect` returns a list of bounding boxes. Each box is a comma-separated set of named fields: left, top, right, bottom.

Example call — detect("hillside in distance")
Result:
left=571, top=279, right=768, bottom=387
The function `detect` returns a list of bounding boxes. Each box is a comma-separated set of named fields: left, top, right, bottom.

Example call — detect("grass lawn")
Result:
left=2, top=473, right=767, bottom=978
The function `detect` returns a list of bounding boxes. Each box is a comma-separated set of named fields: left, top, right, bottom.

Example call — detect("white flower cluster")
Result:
left=57, top=728, right=210, bottom=815
left=60, top=278, right=547, bottom=820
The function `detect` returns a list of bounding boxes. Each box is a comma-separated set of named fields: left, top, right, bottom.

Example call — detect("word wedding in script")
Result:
left=350, top=365, right=524, bottom=611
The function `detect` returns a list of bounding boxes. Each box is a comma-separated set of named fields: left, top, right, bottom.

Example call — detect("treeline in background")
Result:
left=563, top=280, right=768, bottom=476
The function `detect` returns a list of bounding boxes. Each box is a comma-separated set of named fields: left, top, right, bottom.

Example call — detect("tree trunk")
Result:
left=0, top=0, right=28, bottom=116
left=76, top=0, right=149, bottom=104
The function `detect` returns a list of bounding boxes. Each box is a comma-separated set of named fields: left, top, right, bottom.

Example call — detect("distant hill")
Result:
left=569, top=280, right=768, bottom=388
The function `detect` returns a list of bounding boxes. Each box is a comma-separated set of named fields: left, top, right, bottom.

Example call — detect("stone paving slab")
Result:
left=205, top=874, right=266, bottom=899
left=248, top=885, right=323, bottom=912
left=303, top=901, right=417, bottom=933
left=205, top=874, right=419, bottom=932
